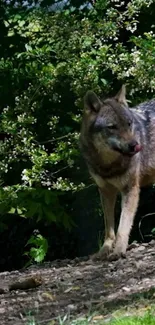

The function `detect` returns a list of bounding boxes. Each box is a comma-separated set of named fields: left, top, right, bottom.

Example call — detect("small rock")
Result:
left=67, top=304, right=77, bottom=311
left=74, top=271, right=83, bottom=279
left=83, top=265, right=98, bottom=271
left=127, top=241, right=138, bottom=250
left=127, top=278, right=137, bottom=286
left=10, top=270, right=20, bottom=275
left=134, top=260, right=147, bottom=269
left=122, top=286, right=131, bottom=292
left=74, top=257, right=80, bottom=264
left=134, top=245, right=146, bottom=252
left=148, top=240, right=155, bottom=246
left=0, top=271, right=10, bottom=277
left=8, top=307, right=14, bottom=312
left=143, top=278, right=152, bottom=284
left=0, top=285, right=8, bottom=294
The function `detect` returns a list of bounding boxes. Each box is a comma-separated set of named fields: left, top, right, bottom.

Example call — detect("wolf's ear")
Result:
left=115, top=85, right=128, bottom=106
left=84, top=91, right=102, bottom=113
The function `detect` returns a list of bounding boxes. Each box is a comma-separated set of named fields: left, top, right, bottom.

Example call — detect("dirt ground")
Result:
left=1, top=241, right=155, bottom=325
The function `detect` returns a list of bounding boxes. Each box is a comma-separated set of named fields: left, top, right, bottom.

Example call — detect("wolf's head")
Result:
left=82, top=85, right=142, bottom=158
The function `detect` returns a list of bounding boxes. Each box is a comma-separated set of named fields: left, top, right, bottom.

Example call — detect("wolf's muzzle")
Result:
left=127, top=140, right=142, bottom=156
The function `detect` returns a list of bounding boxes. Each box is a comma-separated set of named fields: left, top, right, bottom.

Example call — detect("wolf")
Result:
left=79, top=85, right=155, bottom=261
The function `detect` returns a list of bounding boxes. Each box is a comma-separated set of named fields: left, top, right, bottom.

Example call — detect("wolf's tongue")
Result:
left=134, top=144, right=142, bottom=153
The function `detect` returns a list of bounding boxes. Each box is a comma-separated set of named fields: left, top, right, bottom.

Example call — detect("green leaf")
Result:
left=25, top=202, right=40, bottom=218
left=17, top=207, right=24, bottom=215
left=64, top=9, right=70, bottom=16
left=18, top=20, right=25, bottom=27
left=4, top=21, right=9, bottom=27
left=151, top=228, right=155, bottom=235
left=44, top=190, right=52, bottom=205
left=8, top=207, right=16, bottom=214
left=8, top=30, right=15, bottom=37
left=101, top=78, right=107, bottom=85
left=25, top=44, right=32, bottom=51
left=43, top=206, right=57, bottom=222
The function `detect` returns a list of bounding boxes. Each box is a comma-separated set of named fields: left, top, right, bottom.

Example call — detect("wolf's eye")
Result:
left=107, top=124, right=118, bottom=130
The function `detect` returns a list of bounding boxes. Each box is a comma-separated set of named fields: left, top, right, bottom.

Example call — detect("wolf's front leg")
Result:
left=92, top=185, right=117, bottom=260
left=109, top=185, right=140, bottom=261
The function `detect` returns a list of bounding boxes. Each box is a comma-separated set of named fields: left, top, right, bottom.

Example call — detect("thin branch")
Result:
left=51, top=166, right=70, bottom=175
left=76, top=183, right=95, bottom=192
left=138, top=212, right=155, bottom=241
left=34, top=132, right=75, bottom=145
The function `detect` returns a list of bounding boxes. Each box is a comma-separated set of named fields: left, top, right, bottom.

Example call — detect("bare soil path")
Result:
left=1, top=241, right=155, bottom=325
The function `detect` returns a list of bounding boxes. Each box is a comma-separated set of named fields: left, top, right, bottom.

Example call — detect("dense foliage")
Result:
left=1, top=0, right=155, bottom=262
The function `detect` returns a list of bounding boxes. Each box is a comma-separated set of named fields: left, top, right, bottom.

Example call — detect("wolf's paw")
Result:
left=91, top=240, right=114, bottom=261
left=91, top=252, right=107, bottom=261
left=91, top=250, right=108, bottom=261
left=108, top=251, right=126, bottom=261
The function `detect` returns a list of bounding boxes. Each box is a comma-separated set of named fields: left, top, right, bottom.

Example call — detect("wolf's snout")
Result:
left=128, top=140, right=138, bottom=151
left=128, top=140, right=142, bottom=154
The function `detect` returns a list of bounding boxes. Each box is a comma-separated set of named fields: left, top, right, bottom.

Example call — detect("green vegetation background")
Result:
left=0, top=0, right=155, bottom=265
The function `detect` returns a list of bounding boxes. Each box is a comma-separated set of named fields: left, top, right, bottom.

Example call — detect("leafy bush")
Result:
left=25, top=232, right=48, bottom=264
